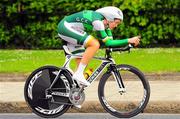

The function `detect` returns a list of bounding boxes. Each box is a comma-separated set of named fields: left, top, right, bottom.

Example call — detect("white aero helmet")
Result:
left=96, top=6, right=123, bottom=21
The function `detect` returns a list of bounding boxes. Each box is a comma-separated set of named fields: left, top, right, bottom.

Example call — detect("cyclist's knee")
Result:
left=87, top=39, right=100, bottom=49
left=93, top=39, right=100, bottom=49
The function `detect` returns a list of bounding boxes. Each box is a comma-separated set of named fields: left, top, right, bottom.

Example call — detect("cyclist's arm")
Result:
left=92, top=20, right=128, bottom=47
left=105, top=28, right=113, bottom=39
left=104, top=37, right=128, bottom=47
left=101, top=32, right=128, bottom=47
left=98, top=28, right=128, bottom=47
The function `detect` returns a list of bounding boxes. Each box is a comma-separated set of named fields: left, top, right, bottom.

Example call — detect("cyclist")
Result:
left=57, top=6, right=140, bottom=87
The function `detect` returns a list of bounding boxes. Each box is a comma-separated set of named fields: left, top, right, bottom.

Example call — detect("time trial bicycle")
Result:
left=24, top=41, right=150, bottom=118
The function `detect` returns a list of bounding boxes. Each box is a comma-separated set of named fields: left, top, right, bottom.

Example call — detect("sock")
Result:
left=75, top=62, right=87, bottom=75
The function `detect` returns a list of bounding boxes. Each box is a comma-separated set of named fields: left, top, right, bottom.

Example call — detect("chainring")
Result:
left=69, top=88, right=85, bottom=105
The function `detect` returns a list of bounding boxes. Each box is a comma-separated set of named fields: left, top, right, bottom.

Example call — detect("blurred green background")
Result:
left=0, top=0, right=179, bottom=73
left=0, top=0, right=180, bottom=49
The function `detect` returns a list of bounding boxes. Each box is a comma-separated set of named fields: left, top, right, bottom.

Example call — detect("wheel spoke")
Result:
left=98, top=65, right=150, bottom=118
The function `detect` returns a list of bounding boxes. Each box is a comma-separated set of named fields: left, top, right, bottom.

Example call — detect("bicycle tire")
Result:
left=98, top=64, right=150, bottom=118
left=24, top=65, right=71, bottom=118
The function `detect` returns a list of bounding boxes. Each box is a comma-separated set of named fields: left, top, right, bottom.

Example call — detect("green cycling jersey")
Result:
left=57, top=10, right=128, bottom=47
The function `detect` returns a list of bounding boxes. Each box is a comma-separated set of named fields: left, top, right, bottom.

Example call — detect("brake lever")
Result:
left=128, top=44, right=133, bottom=53
left=129, top=44, right=134, bottom=48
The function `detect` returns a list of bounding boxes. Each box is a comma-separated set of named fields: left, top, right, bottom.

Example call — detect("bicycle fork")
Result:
left=109, top=64, right=126, bottom=94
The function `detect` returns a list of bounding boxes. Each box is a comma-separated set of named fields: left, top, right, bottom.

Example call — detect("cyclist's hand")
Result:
left=128, top=36, right=141, bottom=47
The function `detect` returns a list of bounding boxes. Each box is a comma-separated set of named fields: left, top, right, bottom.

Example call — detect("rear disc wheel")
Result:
left=24, top=66, right=71, bottom=118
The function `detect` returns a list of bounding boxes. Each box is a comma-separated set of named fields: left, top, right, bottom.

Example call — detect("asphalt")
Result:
left=0, top=80, right=180, bottom=113
left=1, top=113, right=180, bottom=119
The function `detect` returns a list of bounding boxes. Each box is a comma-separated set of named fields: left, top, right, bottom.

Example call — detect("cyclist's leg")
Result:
left=81, top=37, right=100, bottom=64
left=58, top=20, right=86, bottom=70
left=66, top=43, right=85, bottom=71
left=72, top=37, right=100, bottom=86
left=75, top=58, right=81, bottom=70
left=66, top=37, right=100, bottom=68
left=58, top=20, right=100, bottom=86
left=66, top=39, right=100, bottom=71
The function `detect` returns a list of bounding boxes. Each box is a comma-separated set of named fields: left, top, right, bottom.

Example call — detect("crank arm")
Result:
left=50, top=100, right=73, bottom=106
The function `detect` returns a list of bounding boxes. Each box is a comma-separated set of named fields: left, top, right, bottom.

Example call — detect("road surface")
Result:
left=0, top=113, right=180, bottom=119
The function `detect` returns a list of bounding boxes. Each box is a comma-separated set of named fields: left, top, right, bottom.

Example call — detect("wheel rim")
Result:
left=102, top=69, right=148, bottom=115
left=25, top=67, right=67, bottom=115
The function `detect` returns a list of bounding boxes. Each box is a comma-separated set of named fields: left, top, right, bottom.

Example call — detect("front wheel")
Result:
left=98, top=64, right=150, bottom=118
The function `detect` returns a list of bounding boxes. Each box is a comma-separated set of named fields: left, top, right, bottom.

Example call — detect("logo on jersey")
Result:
left=76, top=17, right=88, bottom=23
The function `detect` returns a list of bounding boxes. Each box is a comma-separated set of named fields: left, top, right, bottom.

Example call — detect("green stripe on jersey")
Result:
left=83, top=10, right=93, bottom=21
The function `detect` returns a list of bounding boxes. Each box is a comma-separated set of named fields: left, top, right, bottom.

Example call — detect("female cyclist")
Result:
left=57, top=6, right=140, bottom=87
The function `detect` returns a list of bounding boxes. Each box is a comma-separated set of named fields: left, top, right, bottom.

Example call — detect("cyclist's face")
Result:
left=108, top=19, right=121, bottom=30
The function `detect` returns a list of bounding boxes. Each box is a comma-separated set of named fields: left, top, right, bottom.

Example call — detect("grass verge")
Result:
left=0, top=48, right=179, bottom=73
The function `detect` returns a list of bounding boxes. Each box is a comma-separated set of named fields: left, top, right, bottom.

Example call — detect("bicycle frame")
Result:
left=63, top=54, right=112, bottom=83
left=62, top=46, right=125, bottom=90
left=49, top=45, right=126, bottom=92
